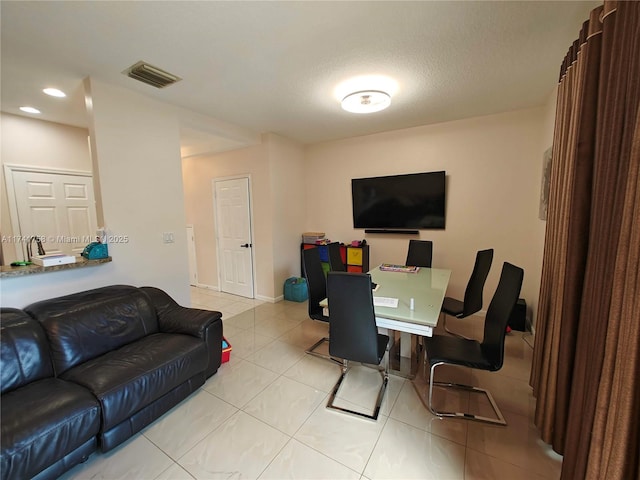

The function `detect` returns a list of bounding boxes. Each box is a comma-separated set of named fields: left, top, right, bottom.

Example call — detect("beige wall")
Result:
left=1, top=113, right=91, bottom=264
left=183, top=105, right=553, bottom=324
left=2, top=84, right=556, bottom=323
left=182, top=143, right=269, bottom=294
left=1, top=113, right=91, bottom=171
left=264, top=134, right=307, bottom=298
left=305, top=107, right=550, bottom=325
left=182, top=133, right=306, bottom=301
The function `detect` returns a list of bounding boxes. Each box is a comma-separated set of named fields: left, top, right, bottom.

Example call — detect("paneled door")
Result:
left=213, top=176, right=254, bottom=298
left=5, top=167, right=98, bottom=258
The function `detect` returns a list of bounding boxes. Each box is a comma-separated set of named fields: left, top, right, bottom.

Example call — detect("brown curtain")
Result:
left=530, top=2, right=640, bottom=479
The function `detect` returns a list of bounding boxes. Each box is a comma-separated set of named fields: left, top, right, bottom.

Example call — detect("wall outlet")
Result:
left=162, top=232, right=175, bottom=244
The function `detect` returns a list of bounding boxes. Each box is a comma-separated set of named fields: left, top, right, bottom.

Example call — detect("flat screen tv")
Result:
left=351, top=171, right=446, bottom=231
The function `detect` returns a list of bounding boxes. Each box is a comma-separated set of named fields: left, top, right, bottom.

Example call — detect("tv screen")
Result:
left=351, top=171, right=446, bottom=230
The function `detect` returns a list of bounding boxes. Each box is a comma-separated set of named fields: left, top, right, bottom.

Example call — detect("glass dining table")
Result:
left=321, top=265, right=451, bottom=378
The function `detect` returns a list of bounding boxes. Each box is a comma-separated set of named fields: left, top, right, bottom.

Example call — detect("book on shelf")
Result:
left=379, top=263, right=420, bottom=273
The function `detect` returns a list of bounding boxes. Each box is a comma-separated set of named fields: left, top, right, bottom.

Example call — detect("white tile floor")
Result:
left=60, top=287, right=562, bottom=480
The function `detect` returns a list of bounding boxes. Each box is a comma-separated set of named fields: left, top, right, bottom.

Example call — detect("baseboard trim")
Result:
left=256, top=294, right=281, bottom=303
left=192, top=283, right=219, bottom=291
left=191, top=286, right=288, bottom=304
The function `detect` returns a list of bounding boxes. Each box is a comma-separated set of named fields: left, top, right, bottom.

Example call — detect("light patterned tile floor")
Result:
left=59, top=287, right=561, bottom=480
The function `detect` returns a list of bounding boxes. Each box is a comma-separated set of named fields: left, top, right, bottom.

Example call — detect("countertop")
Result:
left=0, top=256, right=112, bottom=278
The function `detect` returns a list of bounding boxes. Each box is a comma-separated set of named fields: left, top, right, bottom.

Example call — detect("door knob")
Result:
left=240, top=243, right=252, bottom=248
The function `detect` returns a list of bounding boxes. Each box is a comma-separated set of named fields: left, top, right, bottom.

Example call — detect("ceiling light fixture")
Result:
left=43, top=88, right=66, bottom=98
left=19, top=106, right=41, bottom=114
left=341, top=90, right=391, bottom=114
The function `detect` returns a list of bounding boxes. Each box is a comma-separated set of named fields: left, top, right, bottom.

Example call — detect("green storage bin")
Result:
left=321, top=262, right=330, bottom=277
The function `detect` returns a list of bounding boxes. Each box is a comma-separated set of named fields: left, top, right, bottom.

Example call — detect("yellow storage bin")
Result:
left=347, top=247, right=363, bottom=266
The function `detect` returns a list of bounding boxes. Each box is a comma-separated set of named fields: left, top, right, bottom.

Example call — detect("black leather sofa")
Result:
left=1, top=285, right=223, bottom=480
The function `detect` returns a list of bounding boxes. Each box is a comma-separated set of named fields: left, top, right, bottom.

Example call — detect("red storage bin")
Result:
left=222, top=337, right=232, bottom=363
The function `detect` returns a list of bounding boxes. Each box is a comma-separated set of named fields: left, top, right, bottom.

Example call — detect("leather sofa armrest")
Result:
left=140, top=286, right=222, bottom=336
left=140, top=287, right=223, bottom=377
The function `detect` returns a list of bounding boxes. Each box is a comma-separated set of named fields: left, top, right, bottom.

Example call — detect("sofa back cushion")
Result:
left=24, top=285, right=159, bottom=375
left=1, top=308, right=54, bottom=394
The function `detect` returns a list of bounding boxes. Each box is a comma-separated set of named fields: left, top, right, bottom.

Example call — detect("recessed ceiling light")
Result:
left=43, top=88, right=66, bottom=98
left=19, top=106, right=41, bottom=114
left=341, top=90, right=391, bottom=114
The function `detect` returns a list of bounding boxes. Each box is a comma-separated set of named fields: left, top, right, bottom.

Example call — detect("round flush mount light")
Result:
left=43, top=88, right=66, bottom=98
left=341, top=90, right=391, bottom=114
left=19, top=106, right=41, bottom=114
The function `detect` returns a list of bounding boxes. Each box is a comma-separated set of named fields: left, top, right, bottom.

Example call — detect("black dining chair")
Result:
left=441, top=248, right=494, bottom=338
left=326, top=272, right=389, bottom=421
left=423, top=262, right=524, bottom=425
left=406, top=239, right=433, bottom=267
left=327, top=242, right=346, bottom=271
left=302, top=247, right=335, bottom=362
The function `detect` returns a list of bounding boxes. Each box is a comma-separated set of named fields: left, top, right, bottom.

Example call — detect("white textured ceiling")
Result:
left=1, top=1, right=599, bottom=152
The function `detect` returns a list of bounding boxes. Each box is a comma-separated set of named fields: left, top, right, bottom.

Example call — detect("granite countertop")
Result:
left=0, top=256, right=112, bottom=278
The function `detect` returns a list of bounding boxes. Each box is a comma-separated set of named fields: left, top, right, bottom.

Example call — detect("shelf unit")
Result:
left=301, top=243, right=369, bottom=276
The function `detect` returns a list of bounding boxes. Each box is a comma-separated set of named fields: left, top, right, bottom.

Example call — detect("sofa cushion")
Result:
left=61, top=333, right=207, bottom=431
left=0, top=309, right=54, bottom=395
left=25, top=285, right=160, bottom=375
left=0, top=378, right=100, bottom=480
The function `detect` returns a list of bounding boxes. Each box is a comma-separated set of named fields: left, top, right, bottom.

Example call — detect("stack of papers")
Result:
left=373, top=297, right=399, bottom=308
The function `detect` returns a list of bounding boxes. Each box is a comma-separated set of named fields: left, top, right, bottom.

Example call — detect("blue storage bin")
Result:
left=284, top=277, right=308, bottom=302
left=317, top=245, right=329, bottom=262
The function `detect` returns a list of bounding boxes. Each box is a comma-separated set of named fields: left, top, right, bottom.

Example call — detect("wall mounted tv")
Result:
left=351, top=171, right=446, bottom=232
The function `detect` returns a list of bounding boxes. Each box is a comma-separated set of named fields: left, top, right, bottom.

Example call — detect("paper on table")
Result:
left=373, top=297, right=399, bottom=308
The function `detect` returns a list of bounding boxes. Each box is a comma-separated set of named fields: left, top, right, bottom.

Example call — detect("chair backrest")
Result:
left=326, top=272, right=380, bottom=363
left=406, top=239, right=433, bottom=267
left=302, top=247, right=327, bottom=320
left=461, top=248, right=494, bottom=317
left=327, top=242, right=346, bottom=271
left=481, top=262, right=524, bottom=370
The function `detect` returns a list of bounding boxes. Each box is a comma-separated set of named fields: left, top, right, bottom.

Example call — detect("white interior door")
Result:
left=214, top=177, right=254, bottom=298
left=186, top=225, right=198, bottom=286
left=6, top=167, right=97, bottom=258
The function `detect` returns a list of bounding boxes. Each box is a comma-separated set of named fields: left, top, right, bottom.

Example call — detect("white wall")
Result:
left=305, top=107, right=549, bottom=324
left=0, top=79, right=192, bottom=307
left=86, top=79, right=191, bottom=305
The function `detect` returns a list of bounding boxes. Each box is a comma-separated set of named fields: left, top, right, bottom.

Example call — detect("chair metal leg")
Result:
left=427, top=361, right=507, bottom=426
left=305, top=337, right=342, bottom=365
left=442, top=313, right=472, bottom=340
left=326, top=359, right=389, bottom=421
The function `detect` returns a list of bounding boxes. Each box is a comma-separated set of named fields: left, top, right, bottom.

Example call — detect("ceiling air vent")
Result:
left=124, top=61, right=182, bottom=88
